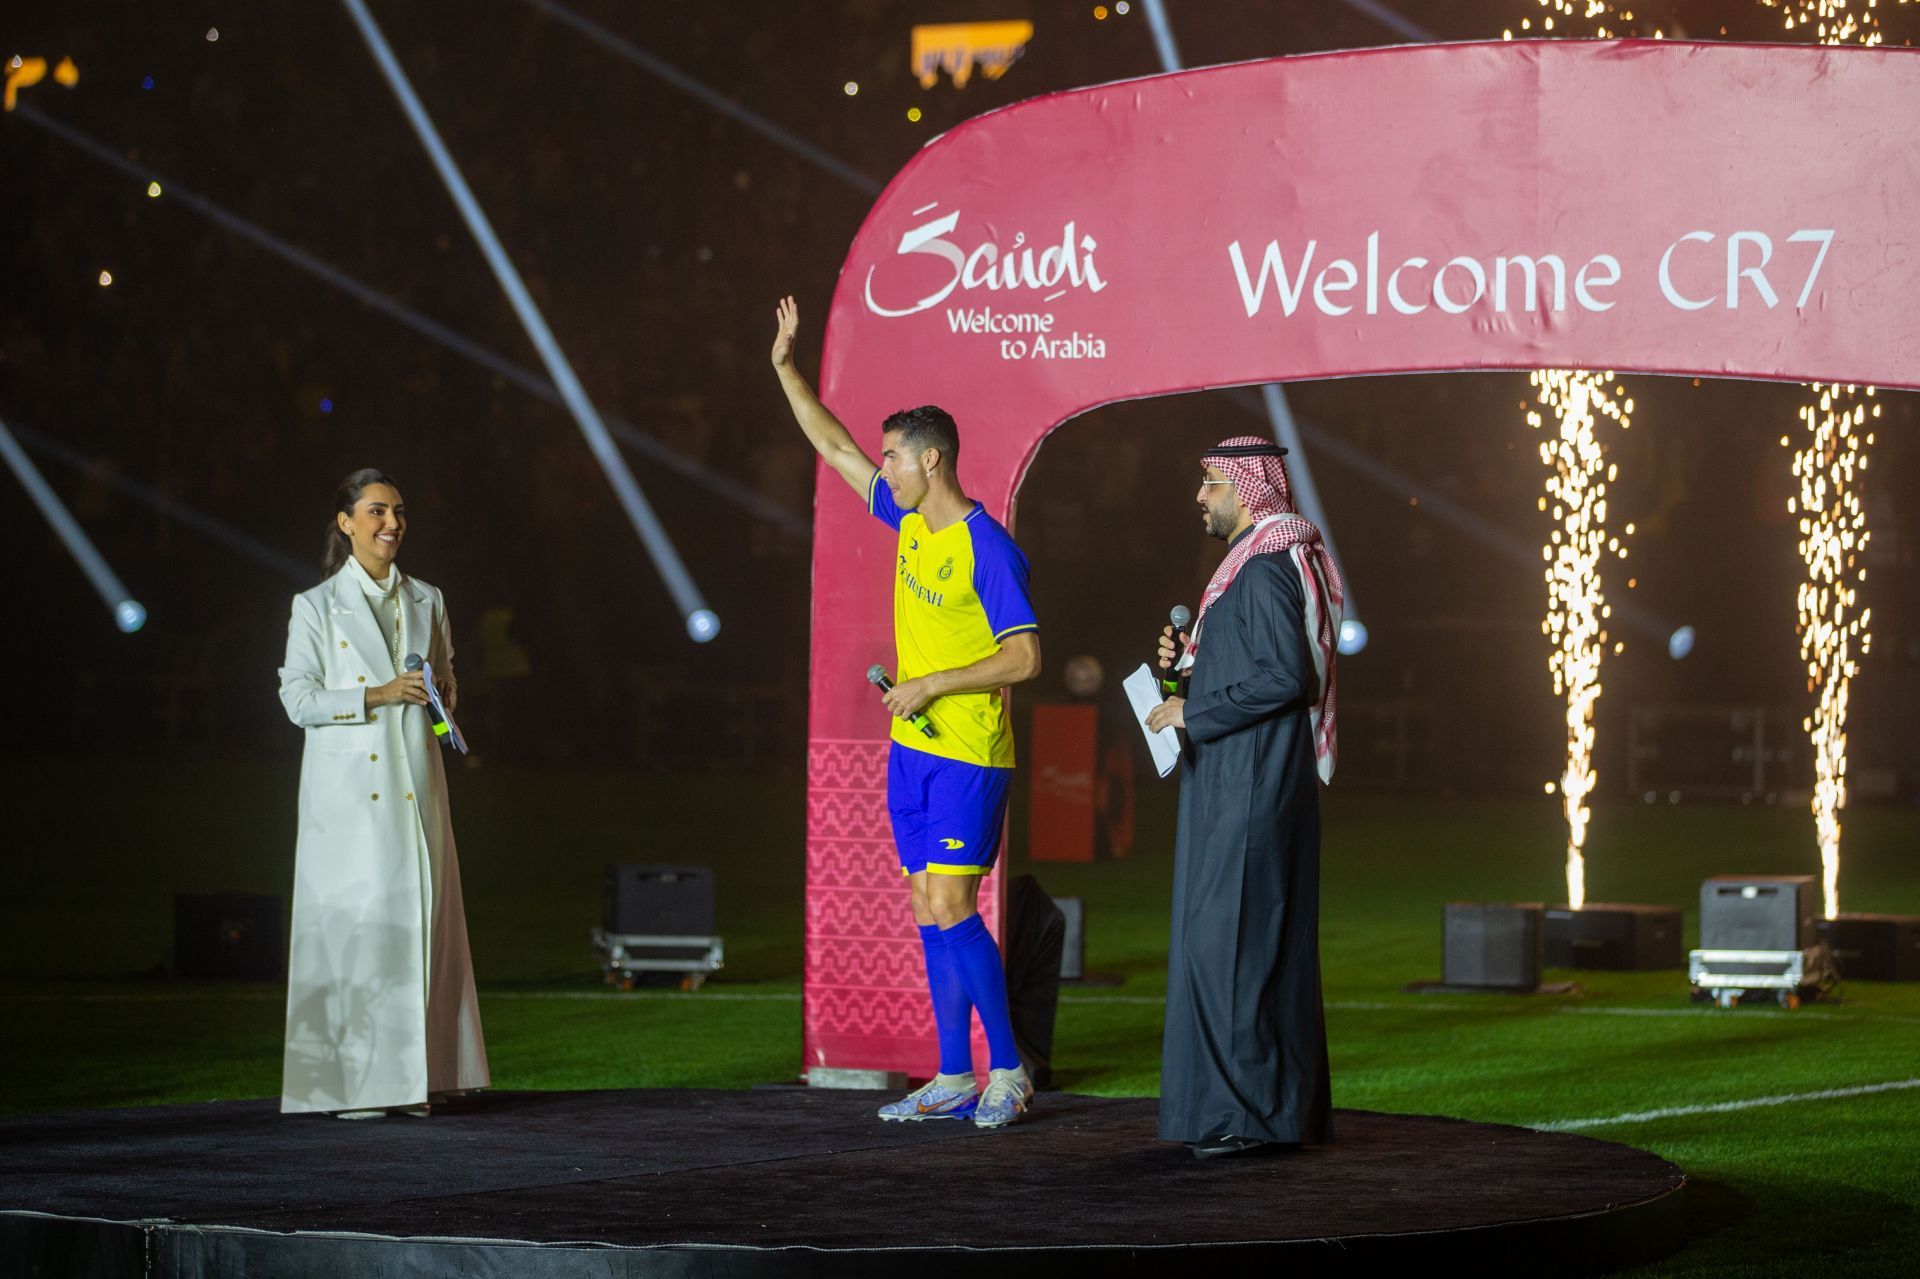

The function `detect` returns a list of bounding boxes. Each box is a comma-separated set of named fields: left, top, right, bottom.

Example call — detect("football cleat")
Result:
left=972, top=1073, right=1034, bottom=1129
left=877, top=1079, right=979, bottom=1122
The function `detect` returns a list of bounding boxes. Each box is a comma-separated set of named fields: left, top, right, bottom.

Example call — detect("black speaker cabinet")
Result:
left=1004, top=875, right=1066, bottom=1087
left=1443, top=903, right=1543, bottom=990
left=1544, top=903, right=1684, bottom=971
left=603, top=864, right=714, bottom=936
left=174, top=893, right=285, bottom=980
left=1700, top=876, right=1817, bottom=951
left=1818, top=913, right=1920, bottom=982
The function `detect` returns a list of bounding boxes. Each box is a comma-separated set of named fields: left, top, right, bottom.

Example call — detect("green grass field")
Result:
left=4, top=758, right=1917, bottom=1276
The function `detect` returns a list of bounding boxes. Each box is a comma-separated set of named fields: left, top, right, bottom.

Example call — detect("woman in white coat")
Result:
left=277, top=468, right=489, bottom=1117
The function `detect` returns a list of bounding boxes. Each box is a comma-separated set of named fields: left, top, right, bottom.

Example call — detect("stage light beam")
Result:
left=1148, top=0, right=1362, bottom=645
left=0, top=414, right=146, bottom=632
left=343, top=0, right=718, bottom=642
left=11, top=104, right=807, bottom=541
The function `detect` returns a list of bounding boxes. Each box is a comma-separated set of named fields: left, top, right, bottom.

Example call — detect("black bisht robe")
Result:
left=1158, top=549, right=1332, bottom=1145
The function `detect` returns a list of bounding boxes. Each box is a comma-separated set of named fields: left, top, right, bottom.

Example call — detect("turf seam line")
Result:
left=7, top=991, right=1919, bottom=1025
left=1535, top=1077, right=1920, bottom=1131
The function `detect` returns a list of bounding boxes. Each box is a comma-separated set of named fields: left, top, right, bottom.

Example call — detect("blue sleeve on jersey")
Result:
left=969, top=514, right=1038, bottom=643
left=867, top=469, right=904, bottom=531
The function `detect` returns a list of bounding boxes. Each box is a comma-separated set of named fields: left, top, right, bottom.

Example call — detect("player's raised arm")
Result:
left=771, top=296, right=875, bottom=496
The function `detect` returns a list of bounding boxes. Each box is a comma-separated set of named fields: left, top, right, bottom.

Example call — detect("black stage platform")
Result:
left=3, top=1088, right=1686, bottom=1277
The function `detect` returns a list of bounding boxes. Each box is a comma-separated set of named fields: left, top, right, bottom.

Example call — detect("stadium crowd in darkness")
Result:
left=3, top=1, right=1917, bottom=801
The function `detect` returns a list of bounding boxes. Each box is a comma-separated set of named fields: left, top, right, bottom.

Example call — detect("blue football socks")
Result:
left=939, top=912, right=1022, bottom=1072
left=918, top=923, right=974, bottom=1076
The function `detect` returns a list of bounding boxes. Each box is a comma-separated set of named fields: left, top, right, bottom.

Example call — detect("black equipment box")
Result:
left=604, top=864, right=714, bottom=936
left=1544, top=903, right=1684, bottom=971
left=1700, top=876, right=1817, bottom=952
left=1818, top=913, right=1920, bottom=982
left=1004, top=875, right=1066, bottom=1088
left=1443, top=903, right=1543, bottom=991
left=174, top=893, right=285, bottom=980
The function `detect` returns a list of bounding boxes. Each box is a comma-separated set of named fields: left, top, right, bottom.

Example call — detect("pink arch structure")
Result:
left=801, top=39, right=1920, bottom=1079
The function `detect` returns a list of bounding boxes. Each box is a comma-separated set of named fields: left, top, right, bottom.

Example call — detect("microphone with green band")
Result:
left=867, top=664, right=937, bottom=738
left=405, top=649, right=464, bottom=748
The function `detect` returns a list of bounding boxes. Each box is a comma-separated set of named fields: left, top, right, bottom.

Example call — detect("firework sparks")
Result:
left=1790, top=387, right=1875, bottom=920
left=1531, top=371, right=1633, bottom=911
left=1765, top=0, right=1891, bottom=922
left=1504, top=1, right=1651, bottom=912
left=1512, top=0, right=1903, bottom=919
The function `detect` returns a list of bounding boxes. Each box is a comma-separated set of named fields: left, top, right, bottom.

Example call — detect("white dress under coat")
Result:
left=276, top=561, right=489, bottom=1113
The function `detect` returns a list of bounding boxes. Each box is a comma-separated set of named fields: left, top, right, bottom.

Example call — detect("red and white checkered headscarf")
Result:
left=1191, top=436, right=1345, bottom=782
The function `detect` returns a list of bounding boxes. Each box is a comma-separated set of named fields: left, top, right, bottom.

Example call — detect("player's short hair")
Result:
left=883, top=405, right=960, bottom=470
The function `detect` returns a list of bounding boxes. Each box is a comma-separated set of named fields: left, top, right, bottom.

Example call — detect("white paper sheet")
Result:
left=420, top=659, right=469, bottom=754
left=1123, top=663, right=1182, bottom=779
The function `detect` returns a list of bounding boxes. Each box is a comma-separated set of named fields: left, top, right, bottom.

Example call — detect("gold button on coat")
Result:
left=369, top=753, right=378, bottom=762
left=405, top=792, right=414, bottom=801
left=340, top=641, right=348, bottom=649
left=371, top=793, right=380, bottom=801
left=357, top=676, right=366, bottom=684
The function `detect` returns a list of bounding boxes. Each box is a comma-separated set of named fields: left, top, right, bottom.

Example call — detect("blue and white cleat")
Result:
left=972, top=1072, right=1034, bottom=1129
left=877, top=1079, right=978, bottom=1122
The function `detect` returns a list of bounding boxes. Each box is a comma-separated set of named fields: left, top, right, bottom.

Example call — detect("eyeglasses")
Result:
left=1199, top=478, right=1236, bottom=488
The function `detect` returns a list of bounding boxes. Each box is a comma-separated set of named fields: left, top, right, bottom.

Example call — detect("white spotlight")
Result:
left=115, top=600, right=148, bottom=633
left=1338, top=618, right=1369, bottom=655
left=1667, top=625, right=1696, bottom=661
left=687, top=609, right=721, bottom=643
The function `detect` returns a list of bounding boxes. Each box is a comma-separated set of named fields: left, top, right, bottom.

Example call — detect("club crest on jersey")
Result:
left=937, top=557, right=955, bottom=581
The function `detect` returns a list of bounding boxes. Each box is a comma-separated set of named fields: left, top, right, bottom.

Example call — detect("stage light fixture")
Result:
left=1337, top=618, right=1368, bottom=655
left=0, top=414, right=148, bottom=634
left=1667, top=625, right=1695, bottom=660
left=687, top=609, right=721, bottom=643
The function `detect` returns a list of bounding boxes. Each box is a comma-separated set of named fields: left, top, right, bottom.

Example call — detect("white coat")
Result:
left=276, top=565, right=489, bottom=1113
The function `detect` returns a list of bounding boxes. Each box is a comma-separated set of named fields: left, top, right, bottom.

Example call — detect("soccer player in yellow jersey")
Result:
left=771, top=296, right=1042, bottom=1128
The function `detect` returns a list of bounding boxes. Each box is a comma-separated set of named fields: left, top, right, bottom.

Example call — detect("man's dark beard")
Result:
left=1205, top=500, right=1237, bottom=540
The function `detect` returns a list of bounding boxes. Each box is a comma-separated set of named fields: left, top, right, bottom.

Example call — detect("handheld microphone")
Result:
left=867, top=664, right=937, bottom=738
left=1161, top=605, right=1192, bottom=696
left=404, top=652, right=452, bottom=743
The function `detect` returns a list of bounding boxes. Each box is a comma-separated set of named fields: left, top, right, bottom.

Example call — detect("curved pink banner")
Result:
left=802, top=40, right=1920, bottom=1078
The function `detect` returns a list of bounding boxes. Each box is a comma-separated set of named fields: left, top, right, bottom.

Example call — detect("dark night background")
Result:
left=3, top=0, right=1916, bottom=808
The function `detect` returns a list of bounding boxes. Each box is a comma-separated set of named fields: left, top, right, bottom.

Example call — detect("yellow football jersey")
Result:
left=869, top=470, right=1037, bottom=768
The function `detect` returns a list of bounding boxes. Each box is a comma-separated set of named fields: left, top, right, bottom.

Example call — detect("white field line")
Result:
left=1537, top=1078, right=1920, bottom=1131
left=4, top=990, right=1917, bottom=1024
